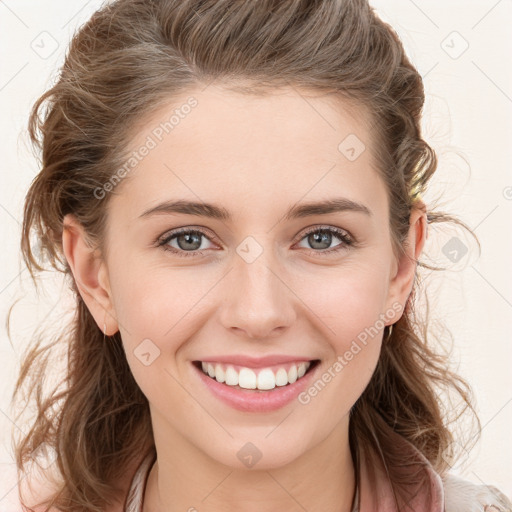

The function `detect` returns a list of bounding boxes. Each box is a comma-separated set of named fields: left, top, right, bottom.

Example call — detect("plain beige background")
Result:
left=1, top=0, right=511, bottom=508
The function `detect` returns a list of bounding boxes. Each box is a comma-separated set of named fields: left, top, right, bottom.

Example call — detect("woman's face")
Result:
left=64, top=84, right=425, bottom=470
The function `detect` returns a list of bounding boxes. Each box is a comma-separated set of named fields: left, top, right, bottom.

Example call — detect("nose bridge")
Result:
left=219, top=235, right=295, bottom=338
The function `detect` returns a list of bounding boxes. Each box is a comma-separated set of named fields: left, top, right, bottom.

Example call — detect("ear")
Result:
left=384, top=202, right=428, bottom=321
left=61, top=213, right=119, bottom=335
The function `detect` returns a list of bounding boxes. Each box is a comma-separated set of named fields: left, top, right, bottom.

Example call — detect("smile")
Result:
left=197, top=360, right=317, bottom=390
left=192, top=359, right=321, bottom=412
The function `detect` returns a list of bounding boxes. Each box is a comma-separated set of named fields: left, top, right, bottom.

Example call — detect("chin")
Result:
left=202, top=433, right=312, bottom=472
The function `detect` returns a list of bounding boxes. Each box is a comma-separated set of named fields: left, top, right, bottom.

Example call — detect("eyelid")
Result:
left=156, top=224, right=355, bottom=257
left=293, top=224, right=353, bottom=245
left=156, top=225, right=218, bottom=242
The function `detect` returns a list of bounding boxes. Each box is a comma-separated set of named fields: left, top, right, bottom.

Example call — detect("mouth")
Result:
left=192, top=359, right=321, bottom=391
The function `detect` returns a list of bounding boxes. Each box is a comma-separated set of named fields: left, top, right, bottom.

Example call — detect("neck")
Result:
left=143, top=413, right=356, bottom=512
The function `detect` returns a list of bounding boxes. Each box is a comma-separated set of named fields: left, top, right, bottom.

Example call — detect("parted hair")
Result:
left=11, top=0, right=480, bottom=510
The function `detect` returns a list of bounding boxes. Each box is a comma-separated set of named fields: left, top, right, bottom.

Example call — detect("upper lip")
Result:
left=195, top=355, right=317, bottom=368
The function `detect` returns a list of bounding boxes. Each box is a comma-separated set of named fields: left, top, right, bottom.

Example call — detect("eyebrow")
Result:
left=139, top=197, right=372, bottom=221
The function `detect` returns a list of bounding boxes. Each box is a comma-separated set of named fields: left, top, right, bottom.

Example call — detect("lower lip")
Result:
left=193, top=361, right=320, bottom=412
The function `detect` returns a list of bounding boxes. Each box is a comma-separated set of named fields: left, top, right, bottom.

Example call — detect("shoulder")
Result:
left=442, top=473, right=512, bottom=512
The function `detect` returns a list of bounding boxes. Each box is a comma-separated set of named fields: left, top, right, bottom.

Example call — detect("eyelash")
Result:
left=155, top=226, right=355, bottom=258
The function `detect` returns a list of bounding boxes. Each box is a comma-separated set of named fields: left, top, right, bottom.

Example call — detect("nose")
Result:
left=218, top=242, right=296, bottom=340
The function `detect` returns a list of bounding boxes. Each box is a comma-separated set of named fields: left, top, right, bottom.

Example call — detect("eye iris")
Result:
left=309, top=230, right=332, bottom=250
left=177, top=232, right=202, bottom=250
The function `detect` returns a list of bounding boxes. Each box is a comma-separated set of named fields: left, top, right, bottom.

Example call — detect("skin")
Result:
left=62, top=83, right=427, bottom=512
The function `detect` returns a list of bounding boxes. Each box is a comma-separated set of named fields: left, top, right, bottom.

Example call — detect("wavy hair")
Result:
left=10, top=0, right=480, bottom=510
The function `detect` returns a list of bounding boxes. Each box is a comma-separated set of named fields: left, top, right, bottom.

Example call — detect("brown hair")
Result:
left=10, top=0, right=481, bottom=510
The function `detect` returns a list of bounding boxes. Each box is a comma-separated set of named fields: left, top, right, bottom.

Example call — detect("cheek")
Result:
left=109, top=260, right=206, bottom=341
left=111, top=266, right=203, bottom=404
left=292, top=261, right=391, bottom=340
left=293, top=268, right=387, bottom=416
left=108, top=262, right=223, bottom=388
left=289, top=262, right=389, bottom=397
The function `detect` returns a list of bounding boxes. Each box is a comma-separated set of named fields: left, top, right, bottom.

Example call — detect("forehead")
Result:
left=108, top=84, right=386, bottom=222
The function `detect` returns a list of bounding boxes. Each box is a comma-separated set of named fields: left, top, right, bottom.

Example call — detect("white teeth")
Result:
left=215, top=363, right=225, bottom=383
left=239, top=368, right=257, bottom=389
left=257, top=368, right=276, bottom=390
left=288, top=365, right=297, bottom=384
left=199, top=361, right=313, bottom=390
left=275, top=368, right=288, bottom=386
left=225, top=366, right=239, bottom=386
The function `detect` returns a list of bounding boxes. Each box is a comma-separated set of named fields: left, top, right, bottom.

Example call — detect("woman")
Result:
left=11, top=0, right=511, bottom=511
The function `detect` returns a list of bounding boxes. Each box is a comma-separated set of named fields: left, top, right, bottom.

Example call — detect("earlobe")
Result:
left=61, top=214, right=118, bottom=335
